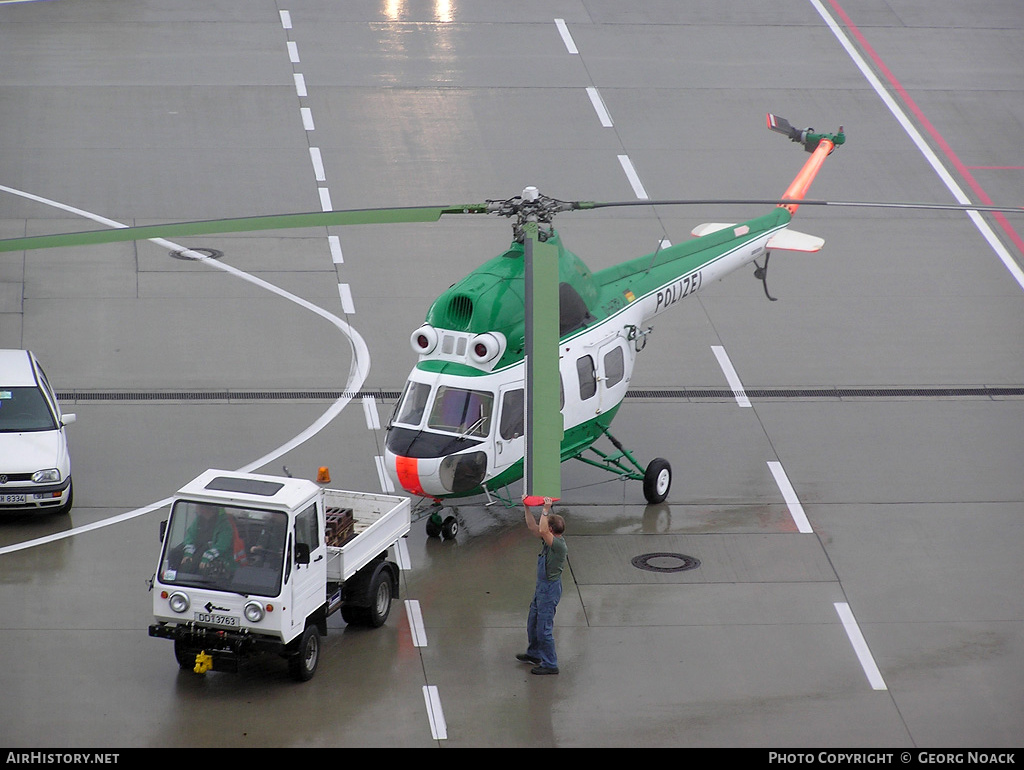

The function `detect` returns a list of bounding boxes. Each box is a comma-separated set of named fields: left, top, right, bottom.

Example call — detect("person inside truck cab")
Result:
left=179, top=505, right=240, bottom=575
left=248, top=521, right=285, bottom=567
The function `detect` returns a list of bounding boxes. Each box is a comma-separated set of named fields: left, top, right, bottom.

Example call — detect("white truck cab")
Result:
left=149, top=469, right=410, bottom=681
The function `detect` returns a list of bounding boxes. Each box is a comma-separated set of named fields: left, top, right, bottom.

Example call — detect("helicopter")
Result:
left=382, top=114, right=844, bottom=536
left=3, top=114, right=1019, bottom=539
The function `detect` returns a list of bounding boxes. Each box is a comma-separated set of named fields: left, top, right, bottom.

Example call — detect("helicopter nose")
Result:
left=391, top=454, right=430, bottom=497
left=386, top=450, right=489, bottom=498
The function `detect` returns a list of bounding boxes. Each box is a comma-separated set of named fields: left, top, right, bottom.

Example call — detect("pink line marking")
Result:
left=828, top=0, right=1024, bottom=256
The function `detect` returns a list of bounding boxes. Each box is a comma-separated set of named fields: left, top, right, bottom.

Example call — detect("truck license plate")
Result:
left=1, top=494, right=27, bottom=505
left=194, top=612, right=239, bottom=627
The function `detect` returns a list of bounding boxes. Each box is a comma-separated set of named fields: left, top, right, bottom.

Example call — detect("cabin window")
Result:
left=395, top=381, right=431, bottom=426
left=603, top=345, right=625, bottom=388
left=576, top=355, right=596, bottom=400
left=294, top=503, right=319, bottom=554
left=499, top=389, right=524, bottom=441
left=428, top=386, right=494, bottom=437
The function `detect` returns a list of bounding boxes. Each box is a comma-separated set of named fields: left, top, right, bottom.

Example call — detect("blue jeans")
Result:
left=526, top=554, right=562, bottom=669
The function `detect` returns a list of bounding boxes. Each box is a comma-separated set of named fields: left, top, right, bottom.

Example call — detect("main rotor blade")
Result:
left=582, top=199, right=1024, bottom=214
left=0, top=203, right=489, bottom=252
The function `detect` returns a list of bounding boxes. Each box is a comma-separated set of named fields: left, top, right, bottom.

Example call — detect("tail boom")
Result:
left=767, top=113, right=845, bottom=215
left=779, top=138, right=834, bottom=215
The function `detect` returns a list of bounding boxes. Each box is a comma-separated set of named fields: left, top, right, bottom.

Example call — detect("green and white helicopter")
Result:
left=4, top=114, right=1018, bottom=539
left=384, top=114, right=843, bottom=528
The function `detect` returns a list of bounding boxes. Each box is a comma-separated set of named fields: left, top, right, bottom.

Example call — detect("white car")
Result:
left=0, top=349, right=76, bottom=514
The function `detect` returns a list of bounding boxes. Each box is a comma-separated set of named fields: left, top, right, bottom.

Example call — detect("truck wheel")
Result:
left=173, top=639, right=196, bottom=670
left=366, top=568, right=394, bottom=628
left=340, top=604, right=366, bottom=625
left=288, top=625, right=320, bottom=682
left=643, top=458, right=672, bottom=503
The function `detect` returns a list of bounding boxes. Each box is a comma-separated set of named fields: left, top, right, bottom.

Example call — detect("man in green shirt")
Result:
left=180, top=504, right=236, bottom=575
left=517, top=495, right=567, bottom=675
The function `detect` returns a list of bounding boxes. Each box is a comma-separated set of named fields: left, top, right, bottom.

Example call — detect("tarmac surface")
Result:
left=1, top=0, right=1022, bottom=749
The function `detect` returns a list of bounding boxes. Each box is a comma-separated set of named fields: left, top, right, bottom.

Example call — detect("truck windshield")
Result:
left=159, top=501, right=288, bottom=597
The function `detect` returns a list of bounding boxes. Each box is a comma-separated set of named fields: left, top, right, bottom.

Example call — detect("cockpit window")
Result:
left=394, top=381, right=431, bottom=426
left=428, top=386, right=493, bottom=437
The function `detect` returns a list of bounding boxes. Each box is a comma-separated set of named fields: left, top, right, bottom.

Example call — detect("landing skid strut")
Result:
left=573, top=427, right=672, bottom=503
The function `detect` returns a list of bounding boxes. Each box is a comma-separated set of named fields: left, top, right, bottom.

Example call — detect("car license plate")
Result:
left=194, top=612, right=239, bottom=627
left=1, top=494, right=27, bottom=505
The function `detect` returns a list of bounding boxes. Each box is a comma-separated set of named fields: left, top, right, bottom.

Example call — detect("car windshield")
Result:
left=0, top=387, right=57, bottom=432
left=159, top=501, right=289, bottom=597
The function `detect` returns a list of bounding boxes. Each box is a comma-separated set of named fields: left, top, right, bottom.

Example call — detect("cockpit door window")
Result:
left=394, top=381, right=431, bottom=426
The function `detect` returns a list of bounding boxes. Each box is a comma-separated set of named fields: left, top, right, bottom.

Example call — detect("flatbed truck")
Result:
left=149, top=468, right=411, bottom=681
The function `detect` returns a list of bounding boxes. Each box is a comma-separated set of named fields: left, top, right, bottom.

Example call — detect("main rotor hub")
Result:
left=486, top=188, right=579, bottom=242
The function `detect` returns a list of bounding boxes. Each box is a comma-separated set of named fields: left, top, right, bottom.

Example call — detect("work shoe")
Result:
left=531, top=666, right=559, bottom=675
left=516, top=653, right=541, bottom=665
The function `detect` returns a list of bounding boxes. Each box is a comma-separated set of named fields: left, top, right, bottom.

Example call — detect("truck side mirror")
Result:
left=295, top=542, right=310, bottom=565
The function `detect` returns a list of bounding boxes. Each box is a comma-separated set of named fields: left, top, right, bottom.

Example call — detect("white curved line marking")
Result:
left=0, top=184, right=370, bottom=555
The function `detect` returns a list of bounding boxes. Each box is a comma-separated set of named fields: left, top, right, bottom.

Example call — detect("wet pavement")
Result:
left=1, top=0, right=1022, bottom=749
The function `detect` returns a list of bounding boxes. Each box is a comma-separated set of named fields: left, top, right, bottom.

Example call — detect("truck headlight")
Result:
left=167, top=591, right=190, bottom=614
left=243, top=601, right=265, bottom=623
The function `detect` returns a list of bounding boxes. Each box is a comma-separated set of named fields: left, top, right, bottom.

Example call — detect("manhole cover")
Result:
left=169, top=247, right=223, bottom=261
left=631, top=552, right=701, bottom=573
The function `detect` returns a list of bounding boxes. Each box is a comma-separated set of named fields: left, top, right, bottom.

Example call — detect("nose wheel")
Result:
left=425, top=510, right=460, bottom=539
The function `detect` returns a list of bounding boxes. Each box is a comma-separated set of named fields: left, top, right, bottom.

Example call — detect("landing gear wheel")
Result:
left=643, top=458, right=672, bottom=503
left=441, top=515, right=459, bottom=540
left=288, top=625, right=320, bottom=682
left=425, top=513, right=442, bottom=538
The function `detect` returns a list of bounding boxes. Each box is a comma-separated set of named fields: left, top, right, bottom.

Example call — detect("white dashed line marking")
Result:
left=835, top=602, right=888, bottom=690
left=617, top=154, right=649, bottom=199
left=767, top=461, right=813, bottom=534
left=554, top=18, right=578, bottom=54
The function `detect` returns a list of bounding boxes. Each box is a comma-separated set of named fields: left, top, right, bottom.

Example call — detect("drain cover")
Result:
left=169, top=247, right=223, bottom=261
left=631, top=552, right=701, bottom=573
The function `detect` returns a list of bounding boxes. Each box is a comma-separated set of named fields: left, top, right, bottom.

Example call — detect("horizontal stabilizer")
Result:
left=690, top=223, right=823, bottom=252
left=690, top=222, right=736, bottom=237
left=766, top=228, right=824, bottom=253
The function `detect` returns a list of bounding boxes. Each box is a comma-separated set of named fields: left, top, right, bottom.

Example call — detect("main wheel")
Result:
left=643, top=458, right=672, bottom=503
left=365, top=569, right=394, bottom=628
left=441, top=515, right=459, bottom=539
left=288, top=625, right=320, bottom=682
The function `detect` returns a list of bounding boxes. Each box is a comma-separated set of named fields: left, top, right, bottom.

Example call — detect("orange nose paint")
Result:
left=394, top=456, right=426, bottom=496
